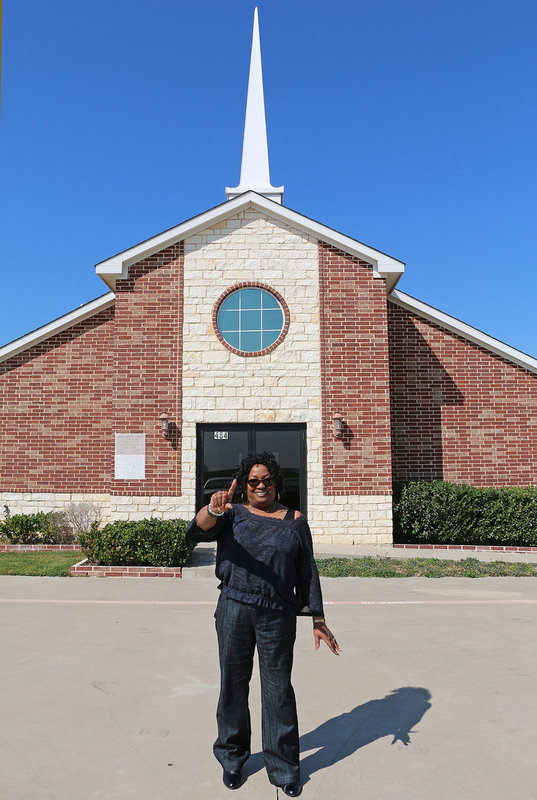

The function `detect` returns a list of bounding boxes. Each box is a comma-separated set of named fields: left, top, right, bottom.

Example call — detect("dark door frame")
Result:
left=196, top=423, right=307, bottom=514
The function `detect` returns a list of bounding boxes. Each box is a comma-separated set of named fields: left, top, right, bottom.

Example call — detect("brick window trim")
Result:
left=212, top=281, right=290, bottom=358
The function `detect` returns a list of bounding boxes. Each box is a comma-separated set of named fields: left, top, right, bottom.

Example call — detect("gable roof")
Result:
left=390, top=290, right=537, bottom=375
left=95, top=191, right=406, bottom=293
left=0, top=293, right=115, bottom=364
left=2, top=198, right=535, bottom=375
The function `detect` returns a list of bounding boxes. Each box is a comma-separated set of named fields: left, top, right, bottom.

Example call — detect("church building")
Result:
left=1, top=10, right=536, bottom=544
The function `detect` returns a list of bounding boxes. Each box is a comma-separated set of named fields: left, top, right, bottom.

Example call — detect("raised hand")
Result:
left=209, top=479, right=237, bottom=514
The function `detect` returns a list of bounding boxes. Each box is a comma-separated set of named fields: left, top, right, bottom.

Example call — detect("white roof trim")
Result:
left=95, top=192, right=405, bottom=293
left=0, top=292, right=115, bottom=364
left=390, top=289, right=537, bottom=375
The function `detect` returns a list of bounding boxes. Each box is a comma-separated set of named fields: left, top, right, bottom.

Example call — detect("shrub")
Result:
left=79, top=518, right=193, bottom=567
left=0, top=503, right=103, bottom=545
left=394, top=481, right=537, bottom=547
left=0, top=507, right=8, bottom=544
left=0, top=512, right=57, bottom=544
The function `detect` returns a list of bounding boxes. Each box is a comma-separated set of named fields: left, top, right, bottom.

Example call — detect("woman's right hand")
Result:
left=209, top=479, right=237, bottom=514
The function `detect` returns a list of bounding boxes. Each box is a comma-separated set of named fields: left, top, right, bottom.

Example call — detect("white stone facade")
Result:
left=0, top=493, right=112, bottom=523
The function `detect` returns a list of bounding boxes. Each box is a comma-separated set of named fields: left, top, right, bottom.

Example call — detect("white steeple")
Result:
left=226, top=8, right=283, bottom=204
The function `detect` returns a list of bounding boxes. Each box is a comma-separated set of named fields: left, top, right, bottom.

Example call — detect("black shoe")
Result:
left=280, top=782, right=302, bottom=797
left=222, top=769, right=242, bottom=790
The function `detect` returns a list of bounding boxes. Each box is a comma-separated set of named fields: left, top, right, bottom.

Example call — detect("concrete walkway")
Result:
left=1, top=572, right=537, bottom=799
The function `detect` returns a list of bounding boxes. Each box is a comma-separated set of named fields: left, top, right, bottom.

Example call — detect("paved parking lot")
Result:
left=1, top=573, right=536, bottom=799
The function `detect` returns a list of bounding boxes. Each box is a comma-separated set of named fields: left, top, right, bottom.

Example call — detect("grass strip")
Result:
left=0, top=552, right=83, bottom=577
left=316, top=556, right=537, bottom=578
left=1, top=553, right=537, bottom=579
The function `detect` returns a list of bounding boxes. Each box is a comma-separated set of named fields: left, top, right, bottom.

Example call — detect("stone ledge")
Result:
left=394, top=544, right=537, bottom=554
left=70, top=558, right=183, bottom=578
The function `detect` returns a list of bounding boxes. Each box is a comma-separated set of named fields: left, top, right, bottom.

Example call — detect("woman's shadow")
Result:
left=244, top=686, right=431, bottom=782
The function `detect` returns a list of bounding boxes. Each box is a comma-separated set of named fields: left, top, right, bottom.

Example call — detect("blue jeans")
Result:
left=213, top=594, right=300, bottom=786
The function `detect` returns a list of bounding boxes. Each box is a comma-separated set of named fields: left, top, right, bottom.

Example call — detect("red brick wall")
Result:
left=388, top=301, right=537, bottom=486
left=318, top=241, right=392, bottom=495
left=112, top=242, right=183, bottom=496
left=0, top=307, right=116, bottom=492
left=0, top=242, right=184, bottom=496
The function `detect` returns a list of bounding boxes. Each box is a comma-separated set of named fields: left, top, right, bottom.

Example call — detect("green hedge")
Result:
left=394, top=481, right=537, bottom=546
left=78, top=518, right=193, bottom=567
left=0, top=512, right=57, bottom=544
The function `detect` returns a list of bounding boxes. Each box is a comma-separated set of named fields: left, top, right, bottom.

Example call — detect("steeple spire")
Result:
left=226, top=7, right=283, bottom=204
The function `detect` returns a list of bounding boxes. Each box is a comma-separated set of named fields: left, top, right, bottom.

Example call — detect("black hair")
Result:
left=234, top=451, right=283, bottom=502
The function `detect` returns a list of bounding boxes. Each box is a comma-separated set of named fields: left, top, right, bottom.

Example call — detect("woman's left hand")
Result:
left=313, top=622, right=341, bottom=655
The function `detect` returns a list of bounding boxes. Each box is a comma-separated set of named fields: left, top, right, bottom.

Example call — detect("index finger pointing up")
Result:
left=227, top=479, right=237, bottom=501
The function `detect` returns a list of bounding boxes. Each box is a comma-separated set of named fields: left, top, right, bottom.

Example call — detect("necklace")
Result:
left=247, top=502, right=278, bottom=514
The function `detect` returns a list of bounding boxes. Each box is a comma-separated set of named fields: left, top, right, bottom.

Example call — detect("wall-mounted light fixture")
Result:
left=159, top=412, right=170, bottom=439
left=332, top=413, right=344, bottom=439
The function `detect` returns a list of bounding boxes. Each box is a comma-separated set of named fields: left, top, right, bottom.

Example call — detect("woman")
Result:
left=187, top=451, right=340, bottom=797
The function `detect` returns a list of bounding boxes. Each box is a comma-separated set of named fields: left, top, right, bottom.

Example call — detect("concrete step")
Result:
left=182, top=542, right=216, bottom=578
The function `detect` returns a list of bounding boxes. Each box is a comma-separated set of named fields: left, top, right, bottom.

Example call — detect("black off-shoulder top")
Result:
left=186, top=504, right=324, bottom=617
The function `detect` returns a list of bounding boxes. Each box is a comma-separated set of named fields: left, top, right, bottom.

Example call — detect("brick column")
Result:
left=112, top=242, right=184, bottom=497
left=318, top=241, right=392, bottom=496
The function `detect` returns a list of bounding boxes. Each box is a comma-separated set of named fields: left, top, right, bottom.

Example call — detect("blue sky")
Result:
left=1, top=0, right=536, bottom=356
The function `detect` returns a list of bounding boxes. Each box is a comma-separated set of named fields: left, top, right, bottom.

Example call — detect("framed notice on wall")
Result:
left=114, top=434, right=146, bottom=480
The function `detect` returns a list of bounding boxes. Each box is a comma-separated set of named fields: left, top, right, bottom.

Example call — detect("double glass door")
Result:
left=196, top=424, right=307, bottom=514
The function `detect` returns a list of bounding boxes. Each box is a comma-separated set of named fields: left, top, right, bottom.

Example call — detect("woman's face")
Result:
left=246, top=464, right=277, bottom=510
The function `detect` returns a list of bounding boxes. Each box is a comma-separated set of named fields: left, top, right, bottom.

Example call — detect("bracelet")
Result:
left=207, top=505, right=225, bottom=518
left=313, top=617, right=326, bottom=624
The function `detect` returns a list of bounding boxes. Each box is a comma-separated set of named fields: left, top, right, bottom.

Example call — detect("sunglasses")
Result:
left=247, top=477, right=274, bottom=488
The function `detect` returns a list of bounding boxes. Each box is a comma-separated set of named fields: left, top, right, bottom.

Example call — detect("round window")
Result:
left=215, top=286, right=287, bottom=354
